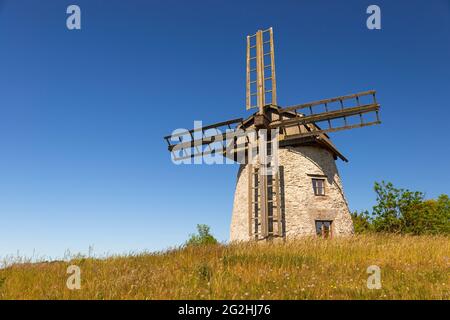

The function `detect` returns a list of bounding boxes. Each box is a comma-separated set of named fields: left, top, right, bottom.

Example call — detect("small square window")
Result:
left=312, top=178, right=325, bottom=196
left=315, top=220, right=332, bottom=238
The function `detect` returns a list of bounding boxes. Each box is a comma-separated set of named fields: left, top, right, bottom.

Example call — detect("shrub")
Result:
left=401, top=194, right=450, bottom=235
left=185, top=224, right=218, bottom=246
left=371, top=181, right=424, bottom=233
left=351, top=210, right=373, bottom=233
left=356, top=181, right=450, bottom=235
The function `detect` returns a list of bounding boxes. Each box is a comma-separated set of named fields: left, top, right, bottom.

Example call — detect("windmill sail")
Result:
left=272, top=90, right=381, bottom=141
left=246, top=28, right=277, bottom=112
left=164, top=118, right=249, bottom=162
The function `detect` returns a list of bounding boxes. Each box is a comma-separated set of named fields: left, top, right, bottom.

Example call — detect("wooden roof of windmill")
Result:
left=237, top=105, right=348, bottom=162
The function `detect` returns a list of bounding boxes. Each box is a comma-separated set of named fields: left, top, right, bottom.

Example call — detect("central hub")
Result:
left=254, top=114, right=270, bottom=129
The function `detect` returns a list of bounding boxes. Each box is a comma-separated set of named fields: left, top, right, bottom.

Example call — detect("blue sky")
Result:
left=0, top=0, right=449, bottom=259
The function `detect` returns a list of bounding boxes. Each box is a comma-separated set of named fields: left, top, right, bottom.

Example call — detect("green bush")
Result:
left=351, top=210, right=373, bottom=233
left=371, top=181, right=424, bottom=233
left=352, top=181, right=449, bottom=235
left=185, top=224, right=218, bottom=246
left=401, top=195, right=450, bottom=235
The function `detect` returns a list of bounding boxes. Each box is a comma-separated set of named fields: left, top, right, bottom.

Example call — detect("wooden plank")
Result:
left=279, top=120, right=381, bottom=142
left=246, top=35, right=251, bottom=110
left=270, top=104, right=380, bottom=129
left=164, top=118, right=243, bottom=140
left=258, top=135, right=269, bottom=239
left=171, top=143, right=248, bottom=162
left=256, top=30, right=265, bottom=114
left=269, top=27, right=277, bottom=106
left=168, top=126, right=248, bottom=152
left=274, top=170, right=282, bottom=237
left=259, top=168, right=268, bottom=239
left=281, top=90, right=376, bottom=113
left=171, top=130, right=251, bottom=162
left=248, top=164, right=253, bottom=237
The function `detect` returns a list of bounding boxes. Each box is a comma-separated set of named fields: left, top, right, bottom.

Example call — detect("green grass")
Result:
left=0, top=234, right=448, bottom=299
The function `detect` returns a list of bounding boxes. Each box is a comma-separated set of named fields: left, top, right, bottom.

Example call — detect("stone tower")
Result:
left=230, top=106, right=354, bottom=241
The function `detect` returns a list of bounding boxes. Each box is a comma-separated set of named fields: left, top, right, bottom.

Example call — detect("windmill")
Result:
left=164, top=28, right=381, bottom=241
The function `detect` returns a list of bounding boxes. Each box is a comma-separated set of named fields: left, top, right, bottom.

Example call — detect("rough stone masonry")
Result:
left=230, top=145, right=354, bottom=241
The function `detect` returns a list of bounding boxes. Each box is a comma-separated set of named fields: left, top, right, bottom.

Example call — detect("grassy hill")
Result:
left=0, top=234, right=448, bottom=299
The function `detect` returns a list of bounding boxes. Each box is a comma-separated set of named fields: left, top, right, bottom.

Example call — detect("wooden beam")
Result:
left=246, top=35, right=251, bottom=110
left=279, top=120, right=381, bottom=142
left=259, top=167, right=268, bottom=239
left=163, top=118, right=243, bottom=140
left=274, top=170, right=282, bottom=237
left=167, top=126, right=247, bottom=152
left=171, top=143, right=248, bottom=162
left=280, top=90, right=376, bottom=113
left=248, top=164, right=253, bottom=237
left=269, top=27, right=277, bottom=106
left=256, top=30, right=265, bottom=114
left=271, top=104, right=380, bottom=129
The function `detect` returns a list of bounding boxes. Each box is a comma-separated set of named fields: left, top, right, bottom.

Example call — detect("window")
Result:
left=315, top=220, right=332, bottom=238
left=312, top=178, right=325, bottom=196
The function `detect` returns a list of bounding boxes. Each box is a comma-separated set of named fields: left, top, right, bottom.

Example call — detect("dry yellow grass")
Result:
left=0, top=234, right=448, bottom=300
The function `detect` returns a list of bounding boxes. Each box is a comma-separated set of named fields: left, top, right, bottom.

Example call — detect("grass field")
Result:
left=0, top=234, right=448, bottom=300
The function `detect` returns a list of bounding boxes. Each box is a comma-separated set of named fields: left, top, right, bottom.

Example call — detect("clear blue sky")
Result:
left=0, top=0, right=449, bottom=259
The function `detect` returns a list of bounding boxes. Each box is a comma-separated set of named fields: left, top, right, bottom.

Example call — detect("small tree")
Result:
left=185, top=224, right=218, bottom=246
left=371, top=181, right=424, bottom=233
left=370, top=181, right=449, bottom=235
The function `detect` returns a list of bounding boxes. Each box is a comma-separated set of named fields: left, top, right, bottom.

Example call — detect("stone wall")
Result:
left=230, top=145, right=354, bottom=241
